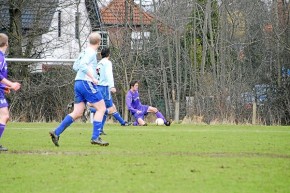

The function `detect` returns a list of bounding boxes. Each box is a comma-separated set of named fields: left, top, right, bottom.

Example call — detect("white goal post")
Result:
left=6, top=58, right=76, bottom=72
left=6, top=58, right=75, bottom=63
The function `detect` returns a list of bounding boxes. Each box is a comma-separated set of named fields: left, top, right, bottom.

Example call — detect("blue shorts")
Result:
left=131, top=105, right=149, bottom=120
left=97, top=85, right=113, bottom=108
left=0, top=90, right=8, bottom=108
left=74, top=80, right=103, bottom=104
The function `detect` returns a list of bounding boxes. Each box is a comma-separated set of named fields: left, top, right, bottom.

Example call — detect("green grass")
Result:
left=1, top=122, right=290, bottom=193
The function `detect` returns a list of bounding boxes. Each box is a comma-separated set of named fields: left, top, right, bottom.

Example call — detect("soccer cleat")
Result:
left=0, top=145, right=8, bottom=151
left=121, top=121, right=132, bottom=126
left=49, top=131, right=60, bottom=147
left=91, top=137, right=109, bottom=146
left=141, top=123, right=148, bottom=126
left=165, top=120, right=171, bottom=126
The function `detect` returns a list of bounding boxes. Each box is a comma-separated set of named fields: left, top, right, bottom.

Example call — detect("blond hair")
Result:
left=0, top=33, right=8, bottom=47
left=89, top=32, right=101, bottom=46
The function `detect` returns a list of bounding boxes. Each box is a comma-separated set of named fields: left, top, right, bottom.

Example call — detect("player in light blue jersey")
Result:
left=89, top=47, right=131, bottom=135
left=0, top=33, right=21, bottom=151
left=49, top=32, right=109, bottom=146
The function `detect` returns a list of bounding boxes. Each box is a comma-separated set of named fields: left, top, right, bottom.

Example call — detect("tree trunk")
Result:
left=152, top=0, right=170, bottom=118
left=174, top=31, right=181, bottom=122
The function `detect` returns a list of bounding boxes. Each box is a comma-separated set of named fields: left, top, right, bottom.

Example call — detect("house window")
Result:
left=75, top=12, right=80, bottom=39
left=58, top=11, right=61, bottom=37
left=131, top=31, right=150, bottom=50
left=97, top=31, right=109, bottom=50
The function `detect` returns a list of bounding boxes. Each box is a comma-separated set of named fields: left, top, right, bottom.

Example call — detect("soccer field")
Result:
left=0, top=122, right=290, bottom=193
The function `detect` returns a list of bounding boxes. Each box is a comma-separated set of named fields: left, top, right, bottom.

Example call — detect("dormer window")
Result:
left=131, top=31, right=150, bottom=50
left=97, top=31, right=109, bottom=50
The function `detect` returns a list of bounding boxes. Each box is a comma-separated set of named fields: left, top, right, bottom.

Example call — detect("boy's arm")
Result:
left=0, top=78, right=21, bottom=91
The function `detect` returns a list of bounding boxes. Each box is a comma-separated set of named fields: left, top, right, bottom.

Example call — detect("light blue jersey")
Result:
left=74, top=47, right=98, bottom=82
left=96, top=58, right=114, bottom=88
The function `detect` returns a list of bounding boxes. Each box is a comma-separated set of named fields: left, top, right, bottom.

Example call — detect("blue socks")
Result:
left=112, top=112, right=126, bottom=125
left=90, top=108, right=126, bottom=125
left=100, top=110, right=108, bottom=133
left=54, top=113, right=103, bottom=140
left=0, top=123, right=5, bottom=138
left=92, top=121, right=102, bottom=140
left=55, top=115, right=74, bottom=136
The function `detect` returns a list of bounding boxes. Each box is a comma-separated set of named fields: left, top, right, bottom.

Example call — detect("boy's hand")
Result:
left=11, top=82, right=21, bottom=91
left=110, top=87, right=116, bottom=93
left=4, top=86, right=10, bottom=94
left=92, top=78, right=98, bottom=85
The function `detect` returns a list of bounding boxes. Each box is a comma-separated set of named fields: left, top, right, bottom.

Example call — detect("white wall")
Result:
left=41, top=0, right=92, bottom=60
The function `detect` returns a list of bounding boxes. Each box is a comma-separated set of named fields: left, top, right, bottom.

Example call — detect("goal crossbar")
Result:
left=6, top=58, right=75, bottom=63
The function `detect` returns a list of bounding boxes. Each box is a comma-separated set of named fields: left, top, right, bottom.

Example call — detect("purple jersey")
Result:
left=126, top=90, right=145, bottom=114
left=0, top=51, right=8, bottom=91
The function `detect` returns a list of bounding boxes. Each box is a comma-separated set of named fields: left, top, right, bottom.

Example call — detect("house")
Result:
left=30, top=0, right=101, bottom=72
left=41, top=0, right=158, bottom=58
left=41, top=0, right=100, bottom=59
left=0, top=0, right=58, bottom=35
left=0, top=0, right=163, bottom=71
left=99, top=0, right=155, bottom=50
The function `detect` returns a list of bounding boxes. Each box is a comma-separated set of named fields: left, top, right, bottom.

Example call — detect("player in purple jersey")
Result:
left=126, top=80, right=171, bottom=126
left=0, top=33, right=21, bottom=151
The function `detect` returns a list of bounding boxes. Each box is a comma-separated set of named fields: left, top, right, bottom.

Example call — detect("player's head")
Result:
left=89, top=32, right=101, bottom=46
left=130, top=80, right=139, bottom=91
left=101, top=47, right=110, bottom=58
left=0, top=33, right=8, bottom=49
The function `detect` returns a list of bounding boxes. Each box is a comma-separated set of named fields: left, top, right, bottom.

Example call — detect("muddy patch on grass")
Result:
left=2, top=150, right=290, bottom=159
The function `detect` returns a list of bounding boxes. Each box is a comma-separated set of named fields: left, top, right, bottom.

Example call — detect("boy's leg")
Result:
left=90, top=99, right=109, bottom=146
left=54, top=115, right=74, bottom=136
left=110, top=103, right=131, bottom=126
left=0, top=103, right=9, bottom=151
left=100, top=109, right=109, bottom=135
left=112, top=111, right=125, bottom=125
left=55, top=102, right=85, bottom=135
left=49, top=115, right=74, bottom=147
left=0, top=107, right=8, bottom=138
left=148, top=106, right=171, bottom=126
left=49, top=102, right=85, bottom=146
left=112, top=111, right=132, bottom=126
left=156, top=111, right=166, bottom=122
left=99, top=97, right=112, bottom=135
left=0, top=123, right=4, bottom=138
left=134, top=113, right=147, bottom=126
left=155, top=111, right=171, bottom=126
left=0, top=123, right=7, bottom=151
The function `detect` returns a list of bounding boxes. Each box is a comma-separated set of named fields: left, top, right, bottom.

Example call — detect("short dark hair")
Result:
left=130, top=80, right=139, bottom=88
left=101, top=47, right=110, bottom=58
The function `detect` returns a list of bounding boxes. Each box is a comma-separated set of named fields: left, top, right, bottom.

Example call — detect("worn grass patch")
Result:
left=0, top=123, right=290, bottom=193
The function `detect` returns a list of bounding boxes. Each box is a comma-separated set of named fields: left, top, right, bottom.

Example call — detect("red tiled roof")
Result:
left=101, top=0, right=154, bottom=25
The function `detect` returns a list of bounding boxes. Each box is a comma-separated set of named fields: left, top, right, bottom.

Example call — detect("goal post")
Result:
left=6, top=58, right=76, bottom=73
left=6, top=58, right=75, bottom=63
